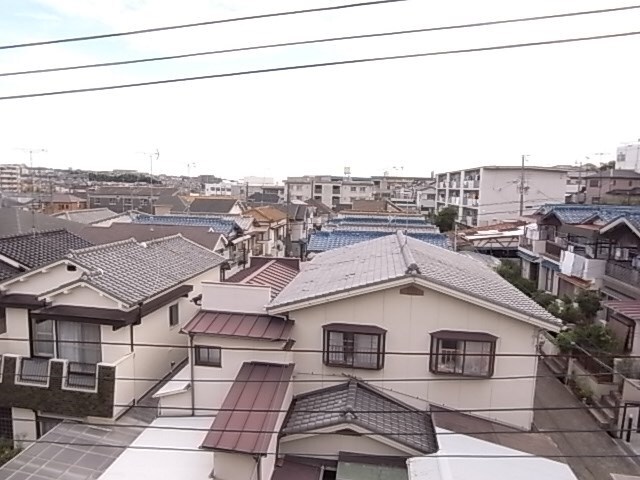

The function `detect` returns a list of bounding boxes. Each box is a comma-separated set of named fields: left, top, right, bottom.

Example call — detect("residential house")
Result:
left=185, top=197, right=243, bottom=215
left=584, top=169, right=640, bottom=205
left=350, top=199, right=404, bottom=213
left=455, top=221, right=526, bottom=258
left=87, top=186, right=178, bottom=213
left=77, top=223, right=227, bottom=257
left=131, top=213, right=256, bottom=268
left=617, top=141, right=640, bottom=173
left=435, top=166, right=568, bottom=227
left=52, top=208, right=120, bottom=225
left=416, top=183, right=437, bottom=215
left=0, top=229, right=93, bottom=281
left=244, top=206, right=288, bottom=257
left=0, top=207, right=84, bottom=236
left=154, top=232, right=561, bottom=479
left=0, top=235, right=225, bottom=443
left=39, top=194, right=87, bottom=214
left=518, top=205, right=640, bottom=297
left=329, top=212, right=439, bottom=232
left=304, top=198, right=333, bottom=225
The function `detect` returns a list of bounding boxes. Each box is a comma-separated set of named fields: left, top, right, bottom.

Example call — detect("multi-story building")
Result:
left=285, top=175, right=374, bottom=206
left=87, top=186, right=179, bottom=213
left=584, top=169, right=640, bottom=205
left=203, top=180, right=236, bottom=196
left=0, top=164, right=24, bottom=193
left=617, top=141, right=640, bottom=173
left=435, top=166, right=568, bottom=227
left=371, top=174, right=435, bottom=212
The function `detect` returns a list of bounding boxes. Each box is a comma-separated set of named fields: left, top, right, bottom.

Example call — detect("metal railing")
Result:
left=544, top=240, right=563, bottom=259
left=606, top=261, right=640, bottom=285
left=66, top=362, right=98, bottom=389
left=19, top=358, right=49, bottom=384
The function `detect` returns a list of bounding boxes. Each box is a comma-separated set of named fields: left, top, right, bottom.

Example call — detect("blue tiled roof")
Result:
left=307, top=230, right=450, bottom=253
left=538, top=204, right=640, bottom=225
left=332, top=215, right=430, bottom=226
left=133, top=214, right=237, bottom=234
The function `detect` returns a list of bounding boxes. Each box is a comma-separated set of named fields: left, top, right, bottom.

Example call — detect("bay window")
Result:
left=429, top=330, right=497, bottom=378
left=323, top=323, right=386, bottom=370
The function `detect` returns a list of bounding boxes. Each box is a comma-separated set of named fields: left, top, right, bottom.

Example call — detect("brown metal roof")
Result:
left=182, top=311, right=293, bottom=340
left=605, top=300, right=640, bottom=321
left=226, top=257, right=299, bottom=297
left=201, top=362, right=294, bottom=454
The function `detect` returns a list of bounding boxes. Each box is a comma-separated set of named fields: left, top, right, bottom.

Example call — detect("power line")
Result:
left=3, top=4, right=640, bottom=78
left=0, top=0, right=408, bottom=51
left=2, top=29, right=640, bottom=101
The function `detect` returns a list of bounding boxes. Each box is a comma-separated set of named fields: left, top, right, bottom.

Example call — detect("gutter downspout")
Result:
left=255, top=455, right=262, bottom=480
left=189, top=334, right=195, bottom=416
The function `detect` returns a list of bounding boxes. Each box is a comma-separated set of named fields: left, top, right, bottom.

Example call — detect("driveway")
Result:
left=534, top=362, right=640, bottom=480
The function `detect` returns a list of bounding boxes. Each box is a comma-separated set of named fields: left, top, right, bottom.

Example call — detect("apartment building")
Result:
left=87, top=186, right=179, bottom=213
left=371, top=175, right=435, bottom=213
left=617, top=141, right=640, bottom=173
left=435, top=166, right=568, bottom=227
left=285, top=175, right=374, bottom=206
left=0, top=164, right=24, bottom=193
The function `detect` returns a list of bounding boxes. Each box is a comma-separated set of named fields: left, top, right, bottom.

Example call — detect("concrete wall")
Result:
left=286, top=284, right=540, bottom=430
left=201, top=282, right=271, bottom=313
left=11, top=407, right=36, bottom=448
left=47, top=286, right=120, bottom=309
left=0, top=308, right=30, bottom=356
left=2, top=263, right=82, bottom=295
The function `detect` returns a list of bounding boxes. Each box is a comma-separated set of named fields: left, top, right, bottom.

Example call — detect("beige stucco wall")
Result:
left=286, top=284, right=540, bottom=429
left=190, top=335, right=291, bottom=416
left=213, top=452, right=257, bottom=480
left=0, top=308, right=30, bottom=356
left=48, top=286, right=120, bottom=309
left=1, top=263, right=82, bottom=295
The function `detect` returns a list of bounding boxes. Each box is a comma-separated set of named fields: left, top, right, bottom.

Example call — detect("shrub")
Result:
left=556, top=323, right=619, bottom=354
left=532, top=291, right=556, bottom=309
left=575, top=290, right=602, bottom=322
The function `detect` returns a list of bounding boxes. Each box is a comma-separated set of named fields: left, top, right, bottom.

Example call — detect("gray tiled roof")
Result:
left=0, top=229, right=92, bottom=269
left=537, top=204, right=640, bottom=225
left=0, top=262, right=20, bottom=281
left=281, top=380, right=438, bottom=454
left=52, top=208, right=120, bottom=224
left=0, top=207, right=84, bottom=236
left=270, top=231, right=560, bottom=325
left=188, top=198, right=239, bottom=214
left=68, top=235, right=225, bottom=307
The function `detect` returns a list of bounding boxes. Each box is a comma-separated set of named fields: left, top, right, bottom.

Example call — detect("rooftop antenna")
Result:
left=137, top=149, right=159, bottom=213
left=17, top=148, right=47, bottom=232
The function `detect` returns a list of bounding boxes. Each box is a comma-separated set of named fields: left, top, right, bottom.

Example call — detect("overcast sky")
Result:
left=0, top=0, right=639, bottom=181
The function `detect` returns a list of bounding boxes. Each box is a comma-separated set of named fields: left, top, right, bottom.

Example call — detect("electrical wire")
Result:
left=3, top=4, right=640, bottom=77
left=0, top=0, right=408, bottom=50
left=2, top=29, right=640, bottom=101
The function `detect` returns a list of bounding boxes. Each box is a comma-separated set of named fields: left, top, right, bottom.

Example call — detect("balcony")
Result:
left=606, top=261, right=640, bottom=286
left=462, top=180, right=480, bottom=189
left=544, top=240, right=563, bottom=260
left=0, top=354, right=117, bottom=418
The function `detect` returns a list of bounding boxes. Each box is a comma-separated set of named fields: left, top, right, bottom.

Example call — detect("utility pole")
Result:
left=519, top=154, right=526, bottom=217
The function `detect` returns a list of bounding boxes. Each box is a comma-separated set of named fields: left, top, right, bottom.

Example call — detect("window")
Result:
left=350, top=186, right=356, bottom=192
left=612, top=180, right=617, bottom=186
left=31, top=319, right=54, bottom=358
left=591, top=197, right=601, bottom=204
left=124, top=198, right=132, bottom=206
left=589, top=179, right=600, bottom=187
left=429, top=331, right=497, bottom=377
left=140, top=198, right=149, bottom=206
left=630, top=180, right=634, bottom=187
left=295, top=185, right=302, bottom=191
left=169, top=304, right=179, bottom=327
left=0, top=307, right=6, bottom=335
left=94, top=198, right=101, bottom=205
left=108, top=197, right=117, bottom=205
left=322, top=323, right=386, bottom=370
left=195, top=346, right=221, bottom=367
left=359, top=187, right=366, bottom=192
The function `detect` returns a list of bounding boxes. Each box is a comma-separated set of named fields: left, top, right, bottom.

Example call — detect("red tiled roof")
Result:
left=182, top=311, right=293, bottom=340
left=605, top=300, right=640, bottom=321
left=226, top=257, right=299, bottom=297
left=201, top=362, right=294, bottom=454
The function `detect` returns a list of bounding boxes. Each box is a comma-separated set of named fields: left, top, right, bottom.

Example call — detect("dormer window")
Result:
left=322, top=323, right=386, bottom=370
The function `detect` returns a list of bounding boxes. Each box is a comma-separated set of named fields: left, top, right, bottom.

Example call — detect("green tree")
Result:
left=434, top=206, right=458, bottom=232
left=575, top=290, right=601, bottom=322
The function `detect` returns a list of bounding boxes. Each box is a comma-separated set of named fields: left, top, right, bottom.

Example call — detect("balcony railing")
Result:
left=19, top=358, right=49, bottom=384
left=544, top=240, right=563, bottom=259
left=606, top=261, right=640, bottom=286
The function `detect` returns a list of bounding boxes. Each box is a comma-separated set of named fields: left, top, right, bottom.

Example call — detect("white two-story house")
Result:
left=0, top=235, right=225, bottom=443
left=154, top=232, right=561, bottom=479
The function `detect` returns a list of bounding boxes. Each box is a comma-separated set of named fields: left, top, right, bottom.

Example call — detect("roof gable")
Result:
left=188, top=197, right=239, bottom=214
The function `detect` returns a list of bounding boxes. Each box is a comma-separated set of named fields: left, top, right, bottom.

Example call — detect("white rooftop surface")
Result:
left=407, top=428, right=578, bottom=480
left=98, top=416, right=213, bottom=480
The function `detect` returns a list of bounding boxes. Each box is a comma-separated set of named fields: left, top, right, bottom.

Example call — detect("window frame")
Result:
left=322, top=323, right=386, bottom=370
left=169, top=304, right=179, bottom=327
left=194, top=346, right=222, bottom=367
left=0, top=307, right=6, bottom=335
left=429, top=330, right=497, bottom=378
